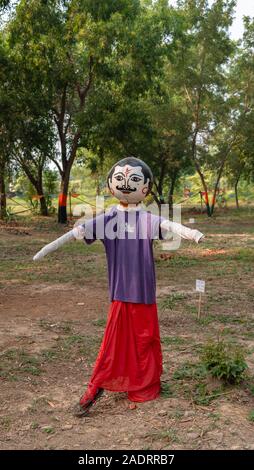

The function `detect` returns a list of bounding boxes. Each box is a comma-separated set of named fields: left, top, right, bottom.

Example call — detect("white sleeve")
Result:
left=33, top=229, right=75, bottom=260
left=160, top=219, right=204, bottom=243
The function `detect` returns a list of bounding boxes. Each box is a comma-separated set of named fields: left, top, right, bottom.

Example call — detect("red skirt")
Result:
left=80, top=301, right=163, bottom=403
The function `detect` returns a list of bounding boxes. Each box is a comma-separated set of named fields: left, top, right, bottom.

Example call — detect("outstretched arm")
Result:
left=33, top=225, right=86, bottom=261
left=160, top=219, right=205, bottom=244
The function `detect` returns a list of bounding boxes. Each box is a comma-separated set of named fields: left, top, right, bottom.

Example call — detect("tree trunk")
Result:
left=204, top=191, right=211, bottom=217
left=17, top=159, right=48, bottom=217
left=53, top=62, right=93, bottom=224
left=235, top=182, right=239, bottom=209
left=152, top=160, right=166, bottom=210
left=58, top=171, right=71, bottom=224
left=38, top=189, right=48, bottom=216
left=36, top=169, right=48, bottom=216
left=0, top=159, right=7, bottom=219
left=167, top=172, right=178, bottom=216
left=192, top=132, right=212, bottom=217
left=234, top=169, right=243, bottom=209
left=151, top=190, right=161, bottom=209
left=38, top=196, right=48, bottom=216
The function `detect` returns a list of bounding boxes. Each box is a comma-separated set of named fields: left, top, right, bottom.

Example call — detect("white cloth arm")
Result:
left=33, top=229, right=76, bottom=261
left=160, top=220, right=204, bottom=243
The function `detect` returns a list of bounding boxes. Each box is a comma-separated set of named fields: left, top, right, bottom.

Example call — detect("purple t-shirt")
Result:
left=83, top=206, right=165, bottom=304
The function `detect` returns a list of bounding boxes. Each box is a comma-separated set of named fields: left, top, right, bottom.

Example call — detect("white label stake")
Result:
left=196, top=280, right=205, bottom=293
left=196, top=280, right=206, bottom=319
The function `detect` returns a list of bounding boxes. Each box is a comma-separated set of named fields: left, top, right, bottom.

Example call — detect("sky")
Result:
left=229, top=0, right=254, bottom=39
left=168, top=0, right=254, bottom=40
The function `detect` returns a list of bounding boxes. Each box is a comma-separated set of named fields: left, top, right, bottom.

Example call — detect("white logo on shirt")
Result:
left=124, top=223, right=135, bottom=233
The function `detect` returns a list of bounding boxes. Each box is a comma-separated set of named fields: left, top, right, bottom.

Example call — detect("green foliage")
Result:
left=173, top=362, right=207, bottom=381
left=248, top=410, right=254, bottom=423
left=200, top=339, right=248, bottom=384
left=0, top=349, right=42, bottom=380
left=14, top=175, right=39, bottom=213
left=1, top=0, right=254, bottom=218
left=159, top=293, right=186, bottom=310
left=43, top=169, right=58, bottom=213
left=0, top=0, right=10, bottom=9
left=193, top=382, right=223, bottom=406
left=160, top=381, right=173, bottom=398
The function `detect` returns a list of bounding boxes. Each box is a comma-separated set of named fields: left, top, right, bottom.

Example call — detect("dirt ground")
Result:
left=0, top=208, right=254, bottom=450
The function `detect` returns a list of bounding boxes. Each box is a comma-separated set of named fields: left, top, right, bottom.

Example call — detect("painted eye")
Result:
left=130, top=177, right=142, bottom=183
left=115, top=175, right=124, bottom=181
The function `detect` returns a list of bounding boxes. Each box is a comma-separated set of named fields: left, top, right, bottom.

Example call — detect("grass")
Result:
left=39, top=320, right=73, bottom=333
left=248, top=411, right=254, bottom=423
left=40, top=333, right=102, bottom=364
left=196, top=314, right=249, bottom=326
left=42, top=427, right=55, bottom=434
left=0, top=349, right=43, bottom=381
left=0, top=417, right=12, bottom=431
left=161, top=336, right=187, bottom=346
left=0, top=331, right=102, bottom=382
left=1, top=206, right=254, bottom=448
left=158, top=294, right=187, bottom=310
left=161, top=381, right=174, bottom=398
left=193, top=383, right=224, bottom=406
left=144, top=428, right=180, bottom=444
left=92, top=318, right=107, bottom=327
left=170, top=362, right=227, bottom=406
left=173, top=362, right=207, bottom=381
left=28, top=397, right=52, bottom=414
left=247, top=384, right=254, bottom=397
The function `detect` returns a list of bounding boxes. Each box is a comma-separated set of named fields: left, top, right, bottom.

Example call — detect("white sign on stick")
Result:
left=196, top=279, right=206, bottom=293
left=189, top=218, right=195, bottom=224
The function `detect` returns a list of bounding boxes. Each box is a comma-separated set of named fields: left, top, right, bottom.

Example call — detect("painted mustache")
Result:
left=116, top=185, right=137, bottom=193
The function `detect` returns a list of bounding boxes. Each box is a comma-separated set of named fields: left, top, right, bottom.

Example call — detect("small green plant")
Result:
left=173, top=362, right=207, bottom=381
left=200, top=340, right=248, bottom=384
left=31, top=422, right=39, bottom=430
left=193, top=383, right=223, bottom=405
left=161, top=336, right=186, bottom=346
left=42, top=427, right=55, bottom=434
left=0, top=349, right=42, bottom=380
left=160, top=381, right=173, bottom=398
left=248, top=383, right=254, bottom=396
left=248, top=410, right=254, bottom=423
left=92, top=318, right=107, bottom=327
left=159, top=293, right=186, bottom=310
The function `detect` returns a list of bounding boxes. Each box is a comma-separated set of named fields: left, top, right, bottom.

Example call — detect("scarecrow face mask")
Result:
left=108, top=158, right=153, bottom=204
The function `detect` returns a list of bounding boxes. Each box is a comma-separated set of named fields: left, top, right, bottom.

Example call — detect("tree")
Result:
left=142, top=61, right=194, bottom=212
left=167, top=0, right=237, bottom=216
left=0, top=0, right=11, bottom=7
left=0, top=30, right=16, bottom=219
left=13, top=115, right=56, bottom=216
left=225, top=16, right=254, bottom=208
left=7, top=0, right=181, bottom=222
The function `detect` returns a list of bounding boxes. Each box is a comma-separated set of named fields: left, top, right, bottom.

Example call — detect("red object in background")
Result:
left=201, top=191, right=209, bottom=205
left=58, top=193, right=67, bottom=207
left=80, top=301, right=163, bottom=404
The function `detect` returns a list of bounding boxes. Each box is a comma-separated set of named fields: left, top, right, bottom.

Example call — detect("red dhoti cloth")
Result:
left=80, top=301, right=163, bottom=403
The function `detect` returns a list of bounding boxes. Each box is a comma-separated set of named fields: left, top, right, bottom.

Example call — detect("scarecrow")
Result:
left=33, top=157, right=205, bottom=417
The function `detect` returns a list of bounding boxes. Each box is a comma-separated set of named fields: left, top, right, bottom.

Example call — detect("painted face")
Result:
left=108, top=164, right=150, bottom=204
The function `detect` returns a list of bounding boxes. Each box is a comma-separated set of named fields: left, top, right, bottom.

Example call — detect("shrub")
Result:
left=200, top=339, right=248, bottom=384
